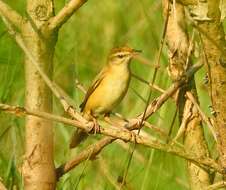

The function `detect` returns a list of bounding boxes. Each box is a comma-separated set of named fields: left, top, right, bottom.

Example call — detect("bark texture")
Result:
left=197, top=0, right=226, bottom=170
left=163, top=1, right=211, bottom=189
left=183, top=94, right=211, bottom=189
left=21, top=0, right=57, bottom=189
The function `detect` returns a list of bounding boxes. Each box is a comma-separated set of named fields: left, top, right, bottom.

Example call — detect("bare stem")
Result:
left=186, top=92, right=217, bottom=141
left=0, top=0, right=24, bottom=29
left=0, top=102, right=223, bottom=176
left=48, top=0, right=87, bottom=30
left=1, top=15, right=87, bottom=125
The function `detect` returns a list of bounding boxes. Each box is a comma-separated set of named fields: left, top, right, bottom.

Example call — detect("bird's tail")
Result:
left=69, top=129, right=88, bottom=148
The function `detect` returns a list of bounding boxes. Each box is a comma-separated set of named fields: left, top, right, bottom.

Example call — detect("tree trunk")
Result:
left=197, top=0, right=226, bottom=172
left=163, top=1, right=211, bottom=189
left=21, top=0, right=57, bottom=189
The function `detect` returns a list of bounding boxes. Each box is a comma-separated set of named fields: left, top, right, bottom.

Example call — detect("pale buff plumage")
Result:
left=70, top=46, right=141, bottom=148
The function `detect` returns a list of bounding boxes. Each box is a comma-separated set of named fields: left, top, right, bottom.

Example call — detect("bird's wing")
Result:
left=79, top=67, right=107, bottom=112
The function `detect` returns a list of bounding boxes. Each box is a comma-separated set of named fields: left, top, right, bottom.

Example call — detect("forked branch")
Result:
left=48, top=0, right=87, bottom=30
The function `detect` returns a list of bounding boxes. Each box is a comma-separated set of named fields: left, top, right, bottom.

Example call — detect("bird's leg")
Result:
left=103, top=112, right=111, bottom=123
left=90, top=114, right=100, bottom=135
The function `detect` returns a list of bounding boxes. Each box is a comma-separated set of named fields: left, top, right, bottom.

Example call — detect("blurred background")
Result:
left=0, top=0, right=220, bottom=189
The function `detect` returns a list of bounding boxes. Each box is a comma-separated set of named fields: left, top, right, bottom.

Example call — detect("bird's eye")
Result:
left=117, top=54, right=124, bottom=58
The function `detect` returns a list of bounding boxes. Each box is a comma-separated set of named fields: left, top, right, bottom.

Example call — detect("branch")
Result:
left=186, top=92, right=217, bottom=141
left=134, top=55, right=165, bottom=72
left=60, top=123, right=223, bottom=175
left=0, top=103, right=93, bottom=132
left=164, top=1, right=212, bottom=188
left=131, top=73, right=166, bottom=94
left=177, top=0, right=197, bottom=5
left=0, top=102, right=223, bottom=176
left=56, top=137, right=114, bottom=178
left=205, top=181, right=226, bottom=190
left=0, top=0, right=24, bottom=29
left=75, top=76, right=169, bottom=137
left=189, top=0, right=226, bottom=169
left=0, top=180, right=7, bottom=190
left=135, top=62, right=203, bottom=123
left=1, top=14, right=87, bottom=125
left=48, top=0, right=87, bottom=30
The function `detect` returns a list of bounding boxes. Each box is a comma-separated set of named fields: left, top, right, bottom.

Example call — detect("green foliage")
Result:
left=0, top=0, right=215, bottom=189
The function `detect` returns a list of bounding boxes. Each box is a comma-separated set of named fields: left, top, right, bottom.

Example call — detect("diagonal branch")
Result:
left=1, top=14, right=87, bottom=125
left=186, top=91, right=217, bottom=141
left=0, top=103, right=93, bottom=132
left=134, top=62, right=203, bottom=123
left=48, top=0, right=87, bottom=30
left=205, top=181, right=226, bottom=190
left=0, top=102, right=223, bottom=176
left=56, top=137, right=114, bottom=178
left=0, top=0, right=24, bottom=30
left=0, top=180, right=7, bottom=190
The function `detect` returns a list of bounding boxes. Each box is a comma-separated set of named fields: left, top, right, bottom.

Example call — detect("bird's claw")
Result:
left=90, top=119, right=100, bottom=135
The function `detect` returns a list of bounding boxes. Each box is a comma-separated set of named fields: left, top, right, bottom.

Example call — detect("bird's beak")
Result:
left=131, top=49, right=142, bottom=57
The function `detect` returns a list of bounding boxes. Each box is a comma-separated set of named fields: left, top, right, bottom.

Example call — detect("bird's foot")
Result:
left=90, top=118, right=100, bottom=135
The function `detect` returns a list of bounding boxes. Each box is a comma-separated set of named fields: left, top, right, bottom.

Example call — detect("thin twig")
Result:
left=98, top=157, right=122, bottom=190
left=186, top=91, right=217, bottom=141
left=1, top=14, right=87, bottom=126
left=0, top=103, right=92, bottom=132
left=131, top=73, right=165, bottom=94
left=166, top=108, right=178, bottom=143
left=75, top=76, right=169, bottom=138
left=120, top=4, right=170, bottom=183
left=56, top=137, right=114, bottom=178
left=170, top=102, right=192, bottom=145
left=0, top=102, right=222, bottom=175
left=75, top=78, right=86, bottom=93
left=116, top=140, right=146, bottom=164
left=0, top=0, right=24, bottom=29
left=48, top=0, right=87, bottom=30
left=134, top=55, right=165, bottom=72
left=144, top=121, right=168, bottom=137
left=131, top=87, right=147, bottom=104
left=135, top=62, right=203, bottom=123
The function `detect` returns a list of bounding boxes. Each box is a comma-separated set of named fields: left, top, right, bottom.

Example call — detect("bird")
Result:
left=70, top=46, right=141, bottom=148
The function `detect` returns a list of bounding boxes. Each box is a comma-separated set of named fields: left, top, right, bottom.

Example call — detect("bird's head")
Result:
left=108, top=46, right=141, bottom=66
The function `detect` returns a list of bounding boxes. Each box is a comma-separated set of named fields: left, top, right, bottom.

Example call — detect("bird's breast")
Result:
left=85, top=66, right=130, bottom=115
